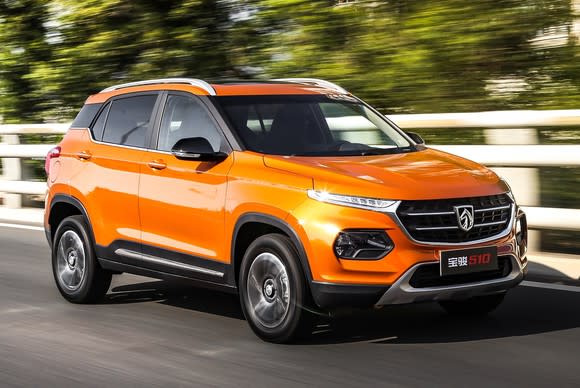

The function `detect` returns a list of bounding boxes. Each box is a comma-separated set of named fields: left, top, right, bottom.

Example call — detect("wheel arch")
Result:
left=47, top=195, right=94, bottom=248
left=231, top=212, right=313, bottom=288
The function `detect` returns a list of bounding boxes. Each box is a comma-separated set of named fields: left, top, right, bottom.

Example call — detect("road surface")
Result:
left=0, top=225, right=579, bottom=387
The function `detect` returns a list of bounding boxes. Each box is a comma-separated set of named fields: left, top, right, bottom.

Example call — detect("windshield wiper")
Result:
left=358, top=149, right=393, bottom=156
left=287, top=146, right=414, bottom=157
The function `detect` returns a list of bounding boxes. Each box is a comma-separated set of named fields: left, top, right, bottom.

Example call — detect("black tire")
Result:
left=239, top=233, right=314, bottom=343
left=439, top=292, right=506, bottom=317
left=52, top=215, right=112, bottom=303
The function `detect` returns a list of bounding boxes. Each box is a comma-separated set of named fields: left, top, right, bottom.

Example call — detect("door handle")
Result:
left=147, top=160, right=167, bottom=170
left=76, top=150, right=92, bottom=160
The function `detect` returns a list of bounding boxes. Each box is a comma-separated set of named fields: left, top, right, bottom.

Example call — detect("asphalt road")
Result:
left=1, top=225, right=579, bottom=387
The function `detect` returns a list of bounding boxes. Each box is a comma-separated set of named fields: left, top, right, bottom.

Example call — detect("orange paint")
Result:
left=46, top=81, right=523, bottom=288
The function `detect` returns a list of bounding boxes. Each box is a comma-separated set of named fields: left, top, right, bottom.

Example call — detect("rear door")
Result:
left=138, top=92, right=234, bottom=280
left=78, top=93, right=160, bottom=250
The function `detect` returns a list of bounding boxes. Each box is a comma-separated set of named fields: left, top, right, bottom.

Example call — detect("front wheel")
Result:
left=438, top=292, right=506, bottom=316
left=239, top=234, right=313, bottom=343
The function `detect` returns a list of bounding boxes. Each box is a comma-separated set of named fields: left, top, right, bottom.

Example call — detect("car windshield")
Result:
left=215, top=95, right=414, bottom=156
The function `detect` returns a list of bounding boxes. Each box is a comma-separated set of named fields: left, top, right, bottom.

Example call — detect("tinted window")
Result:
left=71, top=103, right=102, bottom=129
left=319, top=102, right=396, bottom=145
left=217, top=95, right=412, bottom=156
left=90, top=103, right=110, bottom=141
left=157, top=95, right=224, bottom=152
left=102, top=95, right=157, bottom=148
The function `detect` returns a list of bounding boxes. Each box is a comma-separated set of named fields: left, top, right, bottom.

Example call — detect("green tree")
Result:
left=254, top=0, right=577, bottom=112
left=0, top=0, right=578, bottom=121
left=0, top=0, right=52, bottom=122
left=35, top=0, right=242, bottom=118
left=2, top=0, right=263, bottom=121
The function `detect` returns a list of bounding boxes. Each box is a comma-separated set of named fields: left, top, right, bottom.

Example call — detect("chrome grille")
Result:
left=396, top=194, right=513, bottom=243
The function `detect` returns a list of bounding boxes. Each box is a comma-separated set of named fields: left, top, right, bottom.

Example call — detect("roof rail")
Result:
left=100, top=78, right=216, bottom=95
left=273, top=78, right=348, bottom=94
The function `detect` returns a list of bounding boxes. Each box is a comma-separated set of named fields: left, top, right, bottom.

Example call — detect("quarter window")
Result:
left=71, top=103, right=102, bottom=129
left=101, top=95, right=157, bottom=148
left=90, top=103, right=110, bottom=141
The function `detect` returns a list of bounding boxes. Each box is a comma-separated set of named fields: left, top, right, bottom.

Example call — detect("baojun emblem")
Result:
left=454, top=205, right=475, bottom=232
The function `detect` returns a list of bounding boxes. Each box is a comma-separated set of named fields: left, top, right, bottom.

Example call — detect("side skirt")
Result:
left=96, top=240, right=237, bottom=294
left=98, top=259, right=236, bottom=294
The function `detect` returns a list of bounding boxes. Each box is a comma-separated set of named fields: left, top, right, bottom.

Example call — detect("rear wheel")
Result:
left=239, top=234, right=313, bottom=343
left=52, top=215, right=112, bottom=303
left=439, top=292, right=506, bottom=316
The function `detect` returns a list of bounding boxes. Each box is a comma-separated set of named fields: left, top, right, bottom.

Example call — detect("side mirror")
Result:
left=405, top=131, right=425, bottom=145
left=171, top=137, right=228, bottom=162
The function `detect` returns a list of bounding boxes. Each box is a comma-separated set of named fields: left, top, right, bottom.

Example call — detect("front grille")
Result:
left=409, top=256, right=512, bottom=288
left=396, top=194, right=512, bottom=243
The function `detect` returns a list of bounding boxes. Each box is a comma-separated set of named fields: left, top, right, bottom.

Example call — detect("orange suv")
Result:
left=45, top=78, right=528, bottom=342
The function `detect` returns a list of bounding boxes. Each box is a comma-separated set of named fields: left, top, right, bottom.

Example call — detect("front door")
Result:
left=138, top=92, right=233, bottom=280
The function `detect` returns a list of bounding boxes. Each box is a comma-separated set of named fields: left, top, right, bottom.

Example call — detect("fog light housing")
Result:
left=333, top=230, right=394, bottom=260
left=516, top=210, right=528, bottom=258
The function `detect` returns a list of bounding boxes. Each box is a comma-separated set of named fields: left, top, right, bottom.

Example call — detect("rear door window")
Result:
left=101, top=94, right=158, bottom=148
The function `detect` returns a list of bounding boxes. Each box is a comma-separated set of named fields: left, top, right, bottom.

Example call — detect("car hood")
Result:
left=263, top=148, right=508, bottom=200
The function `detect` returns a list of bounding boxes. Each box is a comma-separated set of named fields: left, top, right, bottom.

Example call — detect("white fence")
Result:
left=1, top=111, right=579, bottom=239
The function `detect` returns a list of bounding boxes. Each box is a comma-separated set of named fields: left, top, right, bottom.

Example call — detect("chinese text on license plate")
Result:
left=440, top=246, right=498, bottom=276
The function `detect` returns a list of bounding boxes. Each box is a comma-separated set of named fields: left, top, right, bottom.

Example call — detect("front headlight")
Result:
left=307, top=190, right=398, bottom=212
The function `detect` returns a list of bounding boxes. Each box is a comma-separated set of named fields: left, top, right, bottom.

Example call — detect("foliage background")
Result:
left=0, top=0, right=579, bottom=122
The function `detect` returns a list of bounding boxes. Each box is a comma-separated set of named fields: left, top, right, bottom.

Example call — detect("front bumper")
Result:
left=290, top=196, right=527, bottom=309
left=310, top=282, right=390, bottom=309
left=375, top=254, right=526, bottom=306
left=309, top=254, right=526, bottom=309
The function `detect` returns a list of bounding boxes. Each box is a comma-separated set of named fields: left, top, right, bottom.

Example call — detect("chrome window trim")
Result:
left=80, top=126, right=150, bottom=152
left=83, top=127, right=232, bottom=157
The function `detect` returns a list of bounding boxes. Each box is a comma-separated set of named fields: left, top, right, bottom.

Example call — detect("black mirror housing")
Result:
left=405, top=131, right=425, bottom=145
left=171, top=137, right=228, bottom=162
